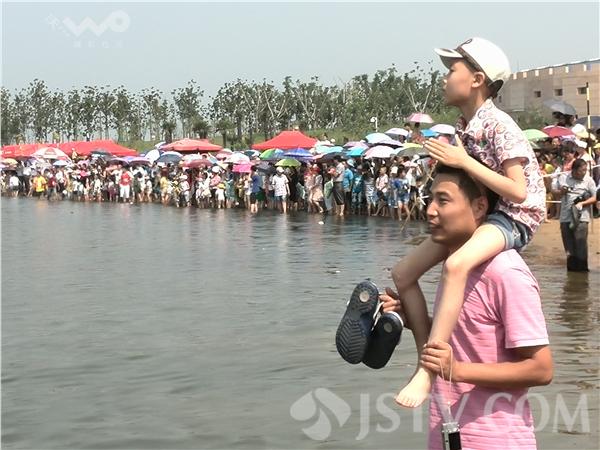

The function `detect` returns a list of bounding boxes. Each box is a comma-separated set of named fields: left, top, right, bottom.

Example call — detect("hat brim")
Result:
left=434, top=47, right=463, bottom=69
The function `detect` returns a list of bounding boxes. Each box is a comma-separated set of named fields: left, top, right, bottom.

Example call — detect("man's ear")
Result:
left=472, top=195, right=488, bottom=221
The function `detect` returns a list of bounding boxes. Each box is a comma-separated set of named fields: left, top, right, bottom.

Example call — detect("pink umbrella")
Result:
left=183, top=159, right=213, bottom=169
left=216, top=150, right=233, bottom=160
left=232, top=163, right=252, bottom=173
left=542, top=126, right=574, bottom=138
left=407, top=113, right=434, bottom=124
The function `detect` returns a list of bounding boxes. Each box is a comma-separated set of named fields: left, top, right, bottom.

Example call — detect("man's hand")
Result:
left=420, top=341, right=459, bottom=382
left=379, top=287, right=409, bottom=329
left=424, top=136, right=469, bottom=169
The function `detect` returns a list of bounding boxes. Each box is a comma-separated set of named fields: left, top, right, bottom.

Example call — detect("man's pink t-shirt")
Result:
left=428, top=250, right=549, bottom=450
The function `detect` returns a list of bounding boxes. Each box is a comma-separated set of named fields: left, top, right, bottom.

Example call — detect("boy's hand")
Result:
left=420, top=341, right=459, bottom=381
left=425, top=136, right=469, bottom=169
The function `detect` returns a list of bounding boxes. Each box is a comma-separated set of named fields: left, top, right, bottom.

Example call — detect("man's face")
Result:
left=426, top=174, right=485, bottom=248
left=572, top=164, right=587, bottom=180
left=443, top=60, right=483, bottom=106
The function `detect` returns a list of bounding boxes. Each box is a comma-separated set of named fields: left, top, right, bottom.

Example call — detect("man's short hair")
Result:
left=434, top=164, right=498, bottom=214
left=333, top=156, right=341, bottom=162
left=572, top=159, right=587, bottom=171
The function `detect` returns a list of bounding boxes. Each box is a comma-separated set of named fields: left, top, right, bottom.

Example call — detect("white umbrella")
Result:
left=364, top=145, right=399, bottom=159
left=385, top=127, right=410, bottom=138
left=144, top=149, right=161, bottom=163
left=53, top=160, right=69, bottom=167
left=430, top=124, right=456, bottom=135
left=182, top=153, right=203, bottom=162
left=225, top=152, right=251, bottom=164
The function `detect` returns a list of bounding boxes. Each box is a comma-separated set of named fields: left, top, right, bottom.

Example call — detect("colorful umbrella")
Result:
left=259, top=149, right=284, bottom=160
left=284, top=148, right=313, bottom=158
left=523, top=129, right=549, bottom=141
left=275, top=158, right=301, bottom=168
left=32, top=147, right=70, bottom=160
left=407, top=112, right=434, bottom=124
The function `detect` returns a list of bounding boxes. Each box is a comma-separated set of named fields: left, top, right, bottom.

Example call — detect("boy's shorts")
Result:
left=485, top=211, right=531, bottom=251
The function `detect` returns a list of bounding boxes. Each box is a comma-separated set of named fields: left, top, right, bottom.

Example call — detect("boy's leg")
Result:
left=396, top=224, right=505, bottom=408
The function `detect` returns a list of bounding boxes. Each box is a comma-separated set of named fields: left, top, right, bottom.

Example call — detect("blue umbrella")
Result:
left=365, top=132, right=390, bottom=144
left=156, top=153, right=182, bottom=164
left=285, top=148, right=313, bottom=158
left=322, top=146, right=344, bottom=154
left=421, top=129, right=438, bottom=138
left=346, top=146, right=366, bottom=157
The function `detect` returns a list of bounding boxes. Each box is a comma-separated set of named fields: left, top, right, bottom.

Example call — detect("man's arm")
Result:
left=421, top=342, right=553, bottom=389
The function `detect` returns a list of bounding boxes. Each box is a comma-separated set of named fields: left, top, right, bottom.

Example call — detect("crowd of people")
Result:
left=0, top=153, right=436, bottom=222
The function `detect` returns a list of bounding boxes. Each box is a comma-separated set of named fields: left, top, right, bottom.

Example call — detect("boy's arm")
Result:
left=422, top=342, right=553, bottom=389
left=426, top=137, right=528, bottom=203
left=463, top=156, right=527, bottom=204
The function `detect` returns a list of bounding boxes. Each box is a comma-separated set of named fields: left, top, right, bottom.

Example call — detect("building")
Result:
left=496, top=58, right=600, bottom=119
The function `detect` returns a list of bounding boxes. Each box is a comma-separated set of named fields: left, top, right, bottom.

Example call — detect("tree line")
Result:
left=1, top=62, right=456, bottom=148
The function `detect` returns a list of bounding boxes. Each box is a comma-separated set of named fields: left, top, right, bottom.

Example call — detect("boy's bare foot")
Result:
left=395, top=366, right=433, bottom=408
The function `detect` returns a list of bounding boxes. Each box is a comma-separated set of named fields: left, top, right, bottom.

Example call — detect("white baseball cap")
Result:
left=574, top=139, right=587, bottom=149
left=435, top=37, right=511, bottom=93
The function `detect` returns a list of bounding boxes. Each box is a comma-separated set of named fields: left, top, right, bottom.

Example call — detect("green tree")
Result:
left=172, top=80, right=203, bottom=138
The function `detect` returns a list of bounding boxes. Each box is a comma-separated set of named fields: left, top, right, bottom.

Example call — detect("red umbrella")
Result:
left=252, top=130, right=317, bottom=150
left=162, top=138, right=223, bottom=153
left=58, top=140, right=137, bottom=157
left=1, top=143, right=46, bottom=158
left=542, top=126, right=574, bottom=138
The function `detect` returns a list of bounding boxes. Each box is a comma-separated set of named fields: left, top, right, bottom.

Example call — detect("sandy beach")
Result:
left=525, top=217, right=600, bottom=271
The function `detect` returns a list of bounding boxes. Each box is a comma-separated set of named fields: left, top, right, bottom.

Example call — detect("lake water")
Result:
left=2, top=198, right=598, bottom=449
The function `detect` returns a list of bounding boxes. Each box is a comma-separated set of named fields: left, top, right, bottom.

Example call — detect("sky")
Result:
left=2, top=1, right=599, bottom=99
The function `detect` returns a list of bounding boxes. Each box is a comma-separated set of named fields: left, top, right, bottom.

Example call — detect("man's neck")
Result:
left=459, top=95, right=489, bottom=123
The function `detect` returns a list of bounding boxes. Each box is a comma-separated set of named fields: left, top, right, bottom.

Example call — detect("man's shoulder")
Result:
left=477, top=250, right=534, bottom=283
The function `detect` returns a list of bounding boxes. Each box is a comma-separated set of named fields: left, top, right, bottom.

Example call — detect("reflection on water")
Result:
left=2, top=198, right=598, bottom=449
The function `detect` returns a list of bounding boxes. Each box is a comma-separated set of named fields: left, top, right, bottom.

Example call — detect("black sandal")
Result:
left=362, top=311, right=403, bottom=369
left=335, top=280, right=381, bottom=364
